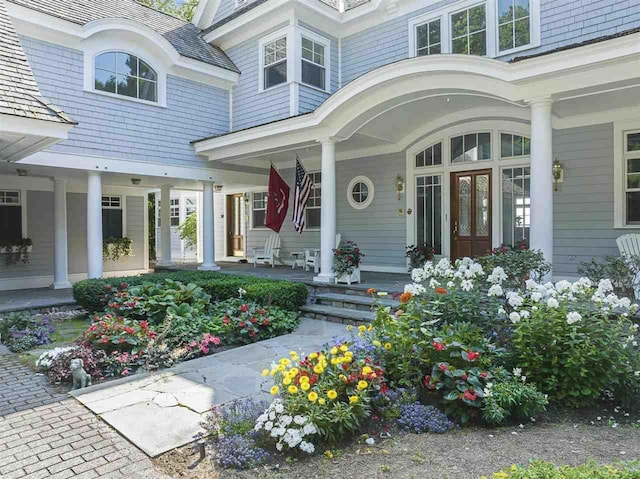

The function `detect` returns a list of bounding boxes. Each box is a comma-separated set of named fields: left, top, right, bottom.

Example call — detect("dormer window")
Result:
left=94, top=51, right=158, bottom=103
left=263, top=37, right=287, bottom=90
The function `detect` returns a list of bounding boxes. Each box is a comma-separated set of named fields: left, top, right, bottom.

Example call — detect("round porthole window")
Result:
left=347, top=176, right=374, bottom=210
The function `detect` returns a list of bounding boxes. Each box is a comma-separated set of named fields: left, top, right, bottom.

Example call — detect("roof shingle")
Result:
left=6, top=0, right=239, bottom=72
left=0, top=0, right=73, bottom=123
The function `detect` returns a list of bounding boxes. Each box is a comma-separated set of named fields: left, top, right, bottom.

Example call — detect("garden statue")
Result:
left=70, top=358, right=92, bottom=389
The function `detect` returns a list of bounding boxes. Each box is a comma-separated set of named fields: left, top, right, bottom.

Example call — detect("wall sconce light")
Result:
left=214, top=185, right=223, bottom=192
left=552, top=158, right=563, bottom=192
left=16, top=169, right=28, bottom=177
left=395, top=174, right=405, bottom=200
left=130, top=178, right=141, bottom=185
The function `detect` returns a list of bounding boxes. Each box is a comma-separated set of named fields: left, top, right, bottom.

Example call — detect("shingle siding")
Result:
left=552, top=123, right=638, bottom=277
left=227, top=27, right=291, bottom=131
left=20, top=36, right=230, bottom=168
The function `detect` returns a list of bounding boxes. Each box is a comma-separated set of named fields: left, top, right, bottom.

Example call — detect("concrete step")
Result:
left=299, top=304, right=376, bottom=325
left=314, top=293, right=400, bottom=311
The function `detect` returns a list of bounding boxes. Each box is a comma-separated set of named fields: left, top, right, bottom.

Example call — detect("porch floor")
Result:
left=0, top=287, right=76, bottom=313
left=157, top=261, right=411, bottom=294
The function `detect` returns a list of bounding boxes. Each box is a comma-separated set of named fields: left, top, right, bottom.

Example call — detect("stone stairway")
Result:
left=300, top=290, right=401, bottom=325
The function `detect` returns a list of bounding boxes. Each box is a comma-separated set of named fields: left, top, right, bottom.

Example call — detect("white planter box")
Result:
left=0, top=245, right=32, bottom=254
left=335, top=267, right=361, bottom=285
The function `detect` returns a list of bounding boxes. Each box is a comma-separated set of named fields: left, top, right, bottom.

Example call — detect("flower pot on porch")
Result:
left=0, top=245, right=32, bottom=254
left=335, top=267, right=361, bottom=285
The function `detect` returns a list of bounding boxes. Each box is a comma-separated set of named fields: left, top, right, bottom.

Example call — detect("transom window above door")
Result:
left=94, top=52, right=157, bottom=102
left=451, top=133, right=491, bottom=163
left=415, top=142, right=442, bottom=167
left=500, top=133, right=530, bottom=158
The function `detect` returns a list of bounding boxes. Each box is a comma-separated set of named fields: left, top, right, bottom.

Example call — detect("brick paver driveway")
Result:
left=0, top=347, right=171, bottom=479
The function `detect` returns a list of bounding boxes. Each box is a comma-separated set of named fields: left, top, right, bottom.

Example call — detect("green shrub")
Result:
left=483, top=461, right=640, bottom=479
left=72, top=271, right=307, bottom=313
left=577, top=255, right=637, bottom=297
left=477, top=245, right=551, bottom=288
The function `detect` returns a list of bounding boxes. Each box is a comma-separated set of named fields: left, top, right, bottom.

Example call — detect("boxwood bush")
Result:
left=483, top=461, right=640, bottom=479
left=73, top=271, right=307, bottom=313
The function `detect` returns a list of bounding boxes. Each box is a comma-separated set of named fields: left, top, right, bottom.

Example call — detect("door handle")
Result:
left=452, top=220, right=458, bottom=238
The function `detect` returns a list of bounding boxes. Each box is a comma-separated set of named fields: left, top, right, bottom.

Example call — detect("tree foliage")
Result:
left=138, top=0, right=200, bottom=22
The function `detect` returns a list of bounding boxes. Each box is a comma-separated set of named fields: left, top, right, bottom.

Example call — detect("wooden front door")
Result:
left=226, top=194, right=244, bottom=257
left=451, top=170, right=492, bottom=259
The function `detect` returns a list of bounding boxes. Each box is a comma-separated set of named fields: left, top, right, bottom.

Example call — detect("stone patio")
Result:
left=71, top=318, right=346, bottom=457
left=0, top=287, right=76, bottom=313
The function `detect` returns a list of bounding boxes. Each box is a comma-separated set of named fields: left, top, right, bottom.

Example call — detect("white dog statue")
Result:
left=70, top=358, right=92, bottom=390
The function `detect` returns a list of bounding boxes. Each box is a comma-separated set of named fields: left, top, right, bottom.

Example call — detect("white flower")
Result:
left=566, top=311, right=582, bottom=325
left=299, top=441, right=315, bottom=454
left=302, top=423, right=317, bottom=435
left=509, top=312, right=521, bottom=324
left=447, top=281, right=455, bottom=288
left=530, top=292, right=543, bottom=303
left=555, top=280, right=572, bottom=293
left=461, top=279, right=473, bottom=291
left=264, top=421, right=273, bottom=431
left=404, top=283, right=426, bottom=296
left=275, top=442, right=283, bottom=451
left=546, top=298, right=559, bottom=309
left=487, top=284, right=503, bottom=297
left=525, top=279, right=538, bottom=291
left=293, top=415, right=306, bottom=425
left=238, top=287, right=247, bottom=298
left=274, top=401, right=284, bottom=414
left=487, top=267, right=507, bottom=285
left=512, top=368, right=522, bottom=378
left=598, top=279, right=614, bottom=294
left=429, top=278, right=441, bottom=289
left=507, top=292, right=523, bottom=307
left=634, top=371, right=640, bottom=378
left=519, top=310, right=530, bottom=319
left=498, top=307, right=506, bottom=315
left=365, top=438, right=375, bottom=445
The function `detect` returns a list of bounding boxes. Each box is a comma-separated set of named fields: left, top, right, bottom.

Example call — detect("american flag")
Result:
left=292, top=156, right=314, bottom=233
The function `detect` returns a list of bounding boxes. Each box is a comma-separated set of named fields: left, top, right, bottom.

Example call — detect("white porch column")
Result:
left=157, top=184, right=174, bottom=266
left=86, top=171, right=103, bottom=279
left=314, top=138, right=337, bottom=283
left=51, top=178, right=71, bottom=289
left=529, top=97, right=554, bottom=272
left=198, top=181, right=220, bottom=271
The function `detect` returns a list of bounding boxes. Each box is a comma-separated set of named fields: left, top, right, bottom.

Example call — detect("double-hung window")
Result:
left=306, top=172, right=322, bottom=228
left=185, top=198, right=196, bottom=218
left=498, top=0, right=531, bottom=52
left=625, top=131, right=640, bottom=225
left=451, top=4, right=487, bottom=56
left=252, top=192, right=268, bottom=228
left=301, top=37, right=326, bottom=90
left=170, top=198, right=180, bottom=226
left=102, top=196, right=123, bottom=239
left=416, top=19, right=442, bottom=56
left=0, top=190, right=22, bottom=242
left=263, top=37, right=287, bottom=90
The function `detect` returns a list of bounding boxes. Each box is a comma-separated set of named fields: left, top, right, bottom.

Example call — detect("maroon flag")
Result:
left=265, top=166, right=290, bottom=233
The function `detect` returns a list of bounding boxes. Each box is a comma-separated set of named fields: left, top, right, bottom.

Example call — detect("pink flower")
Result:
left=121, top=369, right=130, bottom=376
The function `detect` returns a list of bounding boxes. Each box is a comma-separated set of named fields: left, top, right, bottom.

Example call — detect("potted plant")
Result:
left=0, top=238, right=33, bottom=266
left=103, top=237, right=133, bottom=262
left=405, top=244, right=434, bottom=271
left=333, top=241, right=363, bottom=285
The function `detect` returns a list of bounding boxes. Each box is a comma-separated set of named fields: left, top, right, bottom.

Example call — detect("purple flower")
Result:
left=397, top=403, right=454, bottom=434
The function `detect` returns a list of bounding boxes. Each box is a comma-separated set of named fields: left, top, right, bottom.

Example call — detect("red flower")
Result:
left=439, top=363, right=448, bottom=372
left=124, top=327, right=135, bottom=334
left=423, top=375, right=431, bottom=386
left=223, top=316, right=230, bottom=325
left=119, top=338, right=126, bottom=343
left=480, top=371, right=488, bottom=378
left=149, top=331, right=156, bottom=339
left=466, top=351, right=480, bottom=362
left=239, top=321, right=246, bottom=328
left=120, top=283, right=128, bottom=290
left=460, top=374, right=468, bottom=381
left=263, top=318, right=270, bottom=326
left=240, top=304, right=249, bottom=313
left=432, top=341, right=445, bottom=351
left=463, top=390, right=478, bottom=401
left=140, top=321, right=148, bottom=330
left=249, top=330, right=256, bottom=337
left=435, top=287, right=448, bottom=295
left=250, top=318, right=257, bottom=324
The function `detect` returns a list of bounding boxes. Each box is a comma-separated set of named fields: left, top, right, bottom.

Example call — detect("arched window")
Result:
left=94, top=51, right=157, bottom=103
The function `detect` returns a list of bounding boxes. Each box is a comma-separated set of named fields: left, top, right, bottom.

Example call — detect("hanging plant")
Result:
left=0, top=238, right=32, bottom=266
left=103, top=237, right=133, bottom=262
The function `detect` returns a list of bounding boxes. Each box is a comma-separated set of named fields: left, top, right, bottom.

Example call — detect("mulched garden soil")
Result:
left=155, top=418, right=640, bottom=479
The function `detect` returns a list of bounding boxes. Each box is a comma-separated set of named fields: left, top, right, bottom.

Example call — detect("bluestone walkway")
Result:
left=72, top=319, right=346, bottom=457
left=0, top=345, right=170, bottom=479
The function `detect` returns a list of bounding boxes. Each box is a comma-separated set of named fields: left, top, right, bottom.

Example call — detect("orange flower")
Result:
left=435, top=287, right=448, bottom=295
left=399, top=292, right=413, bottom=304
left=367, top=288, right=377, bottom=295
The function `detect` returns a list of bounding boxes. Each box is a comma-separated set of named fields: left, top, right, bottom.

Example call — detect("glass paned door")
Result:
left=226, top=194, right=244, bottom=257
left=451, top=170, right=492, bottom=259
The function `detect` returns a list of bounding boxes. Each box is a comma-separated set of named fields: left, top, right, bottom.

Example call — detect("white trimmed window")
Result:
left=500, top=133, right=530, bottom=158
left=416, top=142, right=443, bottom=167
left=301, top=37, right=326, bottom=90
left=185, top=198, right=196, bottom=218
left=625, top=131, right=640, bottom=225
left=451, top=132, right=491, bottom=163
left=102, top=195, right=123, bottom=239
left=416, top=175, right=442, bottom=254
left=498, top=0, right=531, bottom=52
left=252, top=192, right=268, bottom=228
left=0, top=190, right=22, bottom=242
left=306, top=172, right=322, bottom=228
left=94, top=51, right=157, bottom=103
left=263, top=37, right=287, bottom=90
left=347, top=176, right=374, bottom=210
left=502, top=167, right=530, bottom=247
left=170, top=198, right=180, bottom=226
left=416, top=19, right=442, bottom=56
left=451, top=4, right=487, bottom=56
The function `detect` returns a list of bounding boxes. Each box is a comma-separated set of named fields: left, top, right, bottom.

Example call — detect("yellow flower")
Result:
left=289, top=351, right=298, bottom=358
left=330, top=346, right=338, bottom=355
left=279, top=358, right=291, bottom=366
left=345, top=351, right=353, bottom=358
left=340, top=344, right=349, bottom=352
left=377, top=291, right=388, bottom=296
left=289, top=368, right=299, bottom=376
left=384, top=342, right=392, bottom=350
left=270, top=369, right=276, bottom=376
left=318, top=398, right=326, bottom=405
left=276, top=364, right=285, bottom=372
left=308, top=392, right=318, bottom=402
left=261, top=369, right=269, bottom=377
left=313, top=364, right=324, bottom=374
left=339, top=374, right=347, bottom=382
left=346, top=325, right=353, bottom=332
left=362, top=366, right=372, bottom=375
left=283, top=377, right=292, bottom=385
left=299, top=375, right=309, bottom=383
left=349, top=395, right=359, bottom=404
left=301, top=382, right=311, bottom=391
left=327, top=390, right=338, bottom=400
left=358, top=325, right=366, bottom=333
left=270, top=386, right=279, bottom=395
left=309, top=352, right=318, bottom=360
left=357, top=380, right=368, bottom=390
left=331, top=358, right=339, bottom=365
left=324, top=450, right=334, bottom=459
left=288, top=385, right=298, bottom=394
left=367, top=324, right=373, bottom=332
left=372, top=340, right=382, bottom=347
